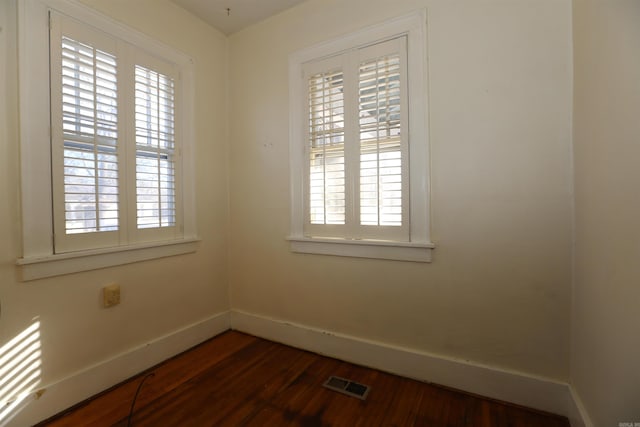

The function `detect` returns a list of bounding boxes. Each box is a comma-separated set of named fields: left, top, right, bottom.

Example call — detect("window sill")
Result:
left=287, top=236, right=434, bottom=262
left=16, top=238, right=200, bottom=281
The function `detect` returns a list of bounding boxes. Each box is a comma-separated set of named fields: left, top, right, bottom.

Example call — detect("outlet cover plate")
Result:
left=103, top=284, right=120, bottom=308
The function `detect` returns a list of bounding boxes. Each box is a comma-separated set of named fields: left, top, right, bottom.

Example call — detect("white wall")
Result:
left=0, top=0, right=588, bottom=422
left=572, top=0, right=640, bottom=425
left=229, top=0, right=573, bottom=381
left=0, top=0, right=229, bottom=422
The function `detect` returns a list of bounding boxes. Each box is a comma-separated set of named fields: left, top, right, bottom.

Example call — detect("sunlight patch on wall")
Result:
left=0, top=319, right=42, bottom=426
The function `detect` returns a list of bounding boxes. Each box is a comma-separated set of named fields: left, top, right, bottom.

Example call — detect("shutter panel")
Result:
left=134, top=65, right=176, bottom=229
left=359, top=53, right=403, bottom=227
left=60, top=36, right=119, bottom=234
left=308, top=69, right=346, bottom=225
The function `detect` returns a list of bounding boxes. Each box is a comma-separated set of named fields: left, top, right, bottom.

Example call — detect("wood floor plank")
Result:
left=39, top=331, right=257, bottom=427
left=376, top=376, right=426, bottom=426
left=129, top=340, right=280, bottom=426
left=255, top=355, right=345, bottom=426
left=39, top=331, right=570, bottom=427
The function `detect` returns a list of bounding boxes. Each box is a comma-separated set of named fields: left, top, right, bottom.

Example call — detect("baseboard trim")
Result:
left=568, top=386, right=594, bottom=427
left=8, top=309, right=592, bottom=426
left=230, top=310, right=570, bottom=417
left=5, top=311, right=231, bottom=427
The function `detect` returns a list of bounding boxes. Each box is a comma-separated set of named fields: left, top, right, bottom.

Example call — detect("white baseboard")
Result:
left=568, top=386, right=594, bottom=427
left=5, top=309, right=593, bottom=426
left=4, top=311, right=230, bottom=427
left=230, top=310, right=570, bottom=417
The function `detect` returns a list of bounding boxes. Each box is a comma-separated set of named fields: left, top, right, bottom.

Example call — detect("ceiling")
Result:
left=171, top=0, right=309, bottom=35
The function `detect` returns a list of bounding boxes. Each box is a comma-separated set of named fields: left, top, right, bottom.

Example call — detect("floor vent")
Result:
left=323, top=376, right=370, bottom=400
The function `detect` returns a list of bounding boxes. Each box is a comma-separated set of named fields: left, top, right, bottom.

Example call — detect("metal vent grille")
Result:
left=323, top=376, right=370, bottom=400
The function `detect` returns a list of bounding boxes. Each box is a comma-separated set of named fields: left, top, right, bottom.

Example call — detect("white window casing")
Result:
left=17, top=0, right=198, bottom=280
left=288, top=10, right=434, bottom=262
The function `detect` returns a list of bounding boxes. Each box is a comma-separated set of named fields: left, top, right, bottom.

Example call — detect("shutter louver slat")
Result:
left=135, top=65, right=176, bottom=229
left=359, top=54, right=403, bottom=227
left=61, top=36, right=119, bottom=235
left=308, top=69, right=345, bottom=225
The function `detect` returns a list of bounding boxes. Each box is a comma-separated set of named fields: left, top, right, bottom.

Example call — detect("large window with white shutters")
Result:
left=49, top=11, right=183, bottom=253
left=288, top=12, right=434, bottom=262
left=17, top=0, right=196, bottom=280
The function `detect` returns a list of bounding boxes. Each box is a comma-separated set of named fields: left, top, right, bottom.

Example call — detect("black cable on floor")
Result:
left=127, top=372, right=155, bottom=427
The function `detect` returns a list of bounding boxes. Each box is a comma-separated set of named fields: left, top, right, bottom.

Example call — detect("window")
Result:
left=49, top=12, right=185, bottom=253
left=305, top=37, right=408, bottom=241
left=17, top=1, right=197, bottom=280
left=288, top=11, right=434, bottom=262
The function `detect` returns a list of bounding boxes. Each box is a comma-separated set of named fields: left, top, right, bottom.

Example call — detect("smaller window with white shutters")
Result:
left=302, top=37, right=409, bottom=241
left=289, top=12, right=432, bottom=261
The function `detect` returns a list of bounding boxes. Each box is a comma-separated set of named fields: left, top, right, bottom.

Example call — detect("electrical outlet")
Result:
left=103, top=284, right=120, bottom=308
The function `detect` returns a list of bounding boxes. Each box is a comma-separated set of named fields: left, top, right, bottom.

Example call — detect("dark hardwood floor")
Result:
left=39, top=331, right=569, bottom=427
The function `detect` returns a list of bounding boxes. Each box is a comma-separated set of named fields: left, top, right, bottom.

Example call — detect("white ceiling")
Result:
left=171, top=0, right=309, bottom=35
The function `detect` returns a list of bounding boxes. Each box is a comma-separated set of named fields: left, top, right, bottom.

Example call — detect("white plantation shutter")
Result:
left=358, top=51, right=405, bottom=227
left=357, top=37, right=408, bottom=239
left=50, top=14, right=123, bottom=252
left=135, top=65, right=177, bottom=229
left=303, top=37, right=408, bottom=240
left=308, top=69, right=346, bottom=225
left=60, top=36, right=119, bottom=235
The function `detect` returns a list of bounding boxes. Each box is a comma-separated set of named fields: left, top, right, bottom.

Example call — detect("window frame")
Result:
left=16, top=0, right=198, bottom=281
left=287, top=10, right=434, bottom=262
